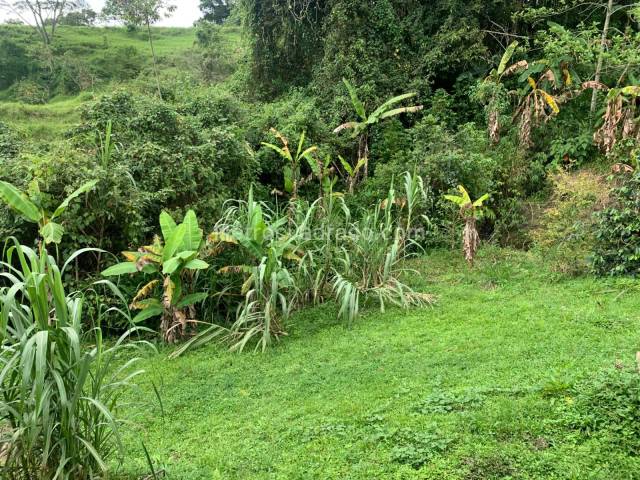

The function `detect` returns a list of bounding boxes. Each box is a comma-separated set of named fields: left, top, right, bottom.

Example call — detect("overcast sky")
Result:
left=0, top=0, right=203, bottom=27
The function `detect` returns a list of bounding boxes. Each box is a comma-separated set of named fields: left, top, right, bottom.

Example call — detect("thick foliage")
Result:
left=532, top=169, right=610, bottom=276
left=593, top=172, right=640, bottom=276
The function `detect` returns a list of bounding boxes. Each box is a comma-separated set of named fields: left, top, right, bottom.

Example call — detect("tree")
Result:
left=0, top=0, right=86, bottom=47
left=333, top=79, right=422, bottom=186
left=102, top=0, right=176, bottom=99
left=200, top=0, right=234, bottom=24
left=59, top=7, right=96, bottom=25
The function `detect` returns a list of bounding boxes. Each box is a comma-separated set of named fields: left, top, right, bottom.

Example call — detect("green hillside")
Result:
left=0, top=24, right=244, bottom=139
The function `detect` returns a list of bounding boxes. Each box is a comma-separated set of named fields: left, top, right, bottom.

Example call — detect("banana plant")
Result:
left=483, top=40, right=573, bottom=145
left=338, top=155, right=366, bottom=194
left=261, top=128, right=318, bottom=202
left=189, top=188, right=307, bottom=352
left=444, top=185, right=490, bottom=267
left=305, top=153, right=337, bottom=199
left=334, top=79, right=422, bottom=184
left=0, top=179, right=97, bottom=245
left=102, top=209, right=209, bottom=343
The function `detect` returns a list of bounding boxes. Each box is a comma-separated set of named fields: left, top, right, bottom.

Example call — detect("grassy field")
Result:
left=114, top=248, right=640, bottom=479
left=0, top=25, right=244, bottom=141
left=0, top=94, right=89, bottom=141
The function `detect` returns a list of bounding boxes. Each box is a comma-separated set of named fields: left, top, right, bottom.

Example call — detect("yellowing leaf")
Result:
left=540, top=91, right=560, bottom=114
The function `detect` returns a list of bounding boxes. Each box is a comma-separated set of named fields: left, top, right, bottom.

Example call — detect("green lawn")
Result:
left=114, top=248, right=640, bottom=479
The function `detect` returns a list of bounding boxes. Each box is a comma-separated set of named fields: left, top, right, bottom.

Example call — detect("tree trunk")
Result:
left=147, top=19, right=163, bottom=100
left=591, top=0, right=614, bottom=115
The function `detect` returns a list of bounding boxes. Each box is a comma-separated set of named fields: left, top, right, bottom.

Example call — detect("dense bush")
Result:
left=593, top=172, right=640, bottom=276
left=532, top=169, right=610, bottom=275
left=12, top=79, right=49, bottom=105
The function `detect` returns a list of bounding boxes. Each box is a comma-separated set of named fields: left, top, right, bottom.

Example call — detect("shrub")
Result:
left=0, top=240, right=150, bottom=479
left=593, top=172, right=640, bottom=276
left=0, top=122, right=20, bottom=159
left=531, top=169, right=609, bottom=275
left=76, top=92, right=257, bottom=231
left=12, top=79, right=49, bottom=105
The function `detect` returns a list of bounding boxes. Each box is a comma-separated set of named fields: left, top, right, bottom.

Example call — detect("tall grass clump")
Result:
left=0, top=239, right=150, bottom=479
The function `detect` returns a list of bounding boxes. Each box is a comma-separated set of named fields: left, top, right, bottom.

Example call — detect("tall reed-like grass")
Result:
left=0, top=239, right=151, bottom=479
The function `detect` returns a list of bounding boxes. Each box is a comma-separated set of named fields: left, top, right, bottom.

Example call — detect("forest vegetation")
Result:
left=1, top=0, right=640, bottom=478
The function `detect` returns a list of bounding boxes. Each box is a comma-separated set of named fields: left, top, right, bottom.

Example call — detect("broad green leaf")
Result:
left=369, top=92, right=418, bottom=122
left=132, top=305, right=163, bottom=323
left=343, top=78, right=366, bottom=120
left=0, top=180, right=40, bottom=222
left=159, top=211, right=177, bottom=242
left=183, top=258, right=209, bottom=270
left=163, top=223, right=186, bottom=262
left=181, top=210, right=202, bottom=251
left=52, top=180, right=98, bottom=219
left=353, top=157, right=366, bottom=174
left=175, top=292, right=209, bottom=309
left=443, top=194, right=465, bottom=206
left=305, top=155, right=321, bottom=177
left=296, top=131, right=306, bottom=159
left=283, top=165, right=294, bottom=194
left=473, top=193, right=490, bottom=207
left=102, top=262, right=138, bottom=277
left=162, top=256, right=182, bottom=275
left=338, top=155, right=353, bottom=176
left=300, top=146, right=318, bottom=162
left=457, top=185, right=472, bottom=205
left=378, top=105, right=423, bottom=121
left=39, top=222, right=65, bottom=244
left=261, top=142, right=291, bottom=161
left=498, top=41, right=519, bottom=75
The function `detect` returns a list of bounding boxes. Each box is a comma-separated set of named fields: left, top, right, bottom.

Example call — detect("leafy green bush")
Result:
left=0, top=121, right=20, bottom=159
left=12, top=79, right=49, bottom=105
left=532, top=169, right=609, bottom=275
left=593, top=172, right=640, bottom=276
left=0, top=240, right=151, bottom=479
left=76, top=91, right=257, bottom=231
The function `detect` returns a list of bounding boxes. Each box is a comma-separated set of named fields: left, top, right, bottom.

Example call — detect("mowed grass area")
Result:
left=115, top=248, right=640, bottom=480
